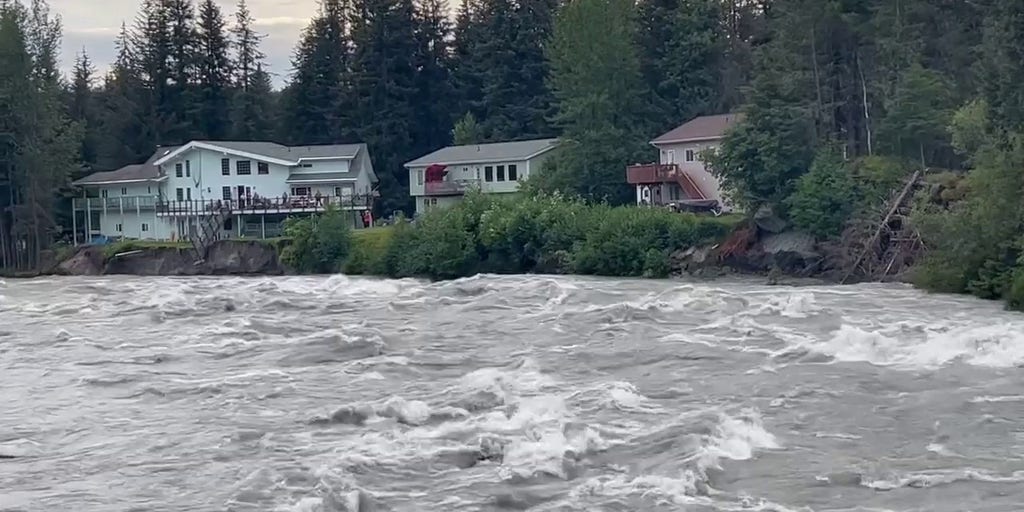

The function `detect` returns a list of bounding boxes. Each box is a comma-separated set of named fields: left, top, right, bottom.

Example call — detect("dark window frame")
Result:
left=236, top=160, right=252, bottom=175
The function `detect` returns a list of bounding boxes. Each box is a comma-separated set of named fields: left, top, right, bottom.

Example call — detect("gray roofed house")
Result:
left=72, top=146, right=179, bottom=186
left=651, top=113, right=742, bottom=145
left=405, top=138, right=562, bottom=215
left=404, top=138, right=560, bottom=168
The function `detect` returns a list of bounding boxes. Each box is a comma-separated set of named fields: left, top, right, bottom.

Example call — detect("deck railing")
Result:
left=72, top=196, right=160, bottom=211
left=424, top=179, right=480, bottom=196
left=74, top=194, right=375, bottom=215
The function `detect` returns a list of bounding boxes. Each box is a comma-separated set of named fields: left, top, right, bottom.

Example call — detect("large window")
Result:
left=175, top=163, right=183, bottom=178
left=291, top=187, right=310, bottom=196
left=484, top=166, right=494, bottom=182
left=497, top=165, right=506, bottom=182
left=176, top=188, right=184, bottom=201
left=508, top=164, right=518, bottom=181
left=685, top=149, right=695, bottom=162
left=221, top=158, right=230, bottom=175
left=222, top=186, right=231, bottom=200
left=142, top=223, right=149, bottom=232
left=185, top=160, right=191, bottom=177
left=236, top=160, right=252, bottom=175
left=258, top=162, right=269, bottom=175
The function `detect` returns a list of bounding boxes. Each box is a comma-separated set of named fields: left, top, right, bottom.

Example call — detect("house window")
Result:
left=300, top=163, right=313, bottom=168
left=335, top=185, right=353, bottom=197
left=236, top=160, right=251, bottom=175
left=497, top=165, right=506, bottom=182
left=430, top=198, right=437, bottom=206
left=258, top=162, right=269, bottom=175
left=175, top=163, right=183, bottom=177
left=221, top=158, right=230, bottom=176
left=291, top=187, right=310, bottom=196
left=147, top=186, right=152, bottom=194
left=508, top=164, right=518, bottom=181
left=101, top=189, right=108, bottom=198
left=185, top=160, right=191, bottom=177
left=186, top=188, right=192, bottom=201
left=142, top=223, right=149, bottom=232
left=222, top=186, right=231, bottom=200
left=115, top=223, right=123, bottom=232
left=120, top=187, right=127, bottom=195
left=417, top=170, right=423, bottom=185
left=484, top=166, right=494, bottom=182
left=176, top=188, right=184, bottom=201
left=685, top=149, right=695, bottom=162
left=666, top=150, right=676, bottom=164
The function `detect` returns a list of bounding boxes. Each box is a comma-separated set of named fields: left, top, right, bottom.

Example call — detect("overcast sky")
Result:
left=51, top=0, right=322, bottom=87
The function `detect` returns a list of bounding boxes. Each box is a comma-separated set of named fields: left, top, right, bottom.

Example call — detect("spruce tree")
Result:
left=412, top=0, right=455, bottom=153
left=230, top=0, right=275, bottom=140
left=543, top=0, right=653, bottom=204
left=660, top=0, right=724, bottom=125
left=70, top=50, right=99, bottom=169
left=164, top=0, right=198, bottom=142
left=195, top=0, right=231, bottom=139
left=98, top=22, right=152, bottom=169
left=133, top=0, right=172, bottom=144
left=282, top=0, right=352, bottom=144
left=349, top=0, right=419, bottom=213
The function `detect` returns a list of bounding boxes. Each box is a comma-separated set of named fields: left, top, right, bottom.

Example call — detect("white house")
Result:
left=626, top=113, right=741, bottom=211
left=404, top=138, right=560, bottom=214
left=71, top=141, right=378, bottom=244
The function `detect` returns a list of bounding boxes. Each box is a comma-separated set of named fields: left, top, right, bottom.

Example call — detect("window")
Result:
left=186, top=188, right=192, bottom=201
left=221, top=158, right=230, bottom=176
left=185, top=160, right=191, bottom=178
left=497, top=165, right=506, bottom=182
left=175, top=163, right=183, bottom=177
left=430, top=198, right=437, bottom=206
left=291, top=187, right=310, bottom=196
left=147, top=186, right=152, bottom=194
left=685, top=149, right=695, bottom=162
left=121, top=187, right=128, bottom=195
left=484, top=165, right=494, bottom=182
left=417, top=170, right=424, bottom=185
left=116, top=223, right=123, bottom=232
left=101, top=189, right=108, bottom=198
left=236, top=160, right=251, bottom=175
left=666, top=150, right=676, bottom=164
left=142, top=223, right=149, bottom=232
left=175, top=188, right=184, bottom=201
left=300, top=163, right=313, bottom=168
left=508, top=164, right=518, bottom=181
left=335, top=185, right=353, bottom=197
left=258, top=162, right=269, bottom=175
left=222, top=186, right=231, bottom=200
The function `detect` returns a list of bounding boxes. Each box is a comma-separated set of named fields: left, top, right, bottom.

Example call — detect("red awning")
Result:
left=425, top=164, right=448, bottom=182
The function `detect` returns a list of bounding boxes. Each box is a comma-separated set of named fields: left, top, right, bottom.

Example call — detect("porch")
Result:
left=154, top=194, right=375, bottom=217
left=625, top=163, right=720, bottom=212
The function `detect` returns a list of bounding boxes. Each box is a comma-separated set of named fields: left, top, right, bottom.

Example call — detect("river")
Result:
left=1, top=275, right=1023, bottom=511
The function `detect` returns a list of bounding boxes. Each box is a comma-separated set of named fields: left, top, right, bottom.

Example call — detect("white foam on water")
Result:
left=798, top=322, right=1024, bottom=369
left=862, top=468, right=1024, bottom=490
left=602, top=382, right=663, bottom=413
left=970, top=395, right=1024, bottom=403
left=697, top=409, right=781, bottom=472
left=751, top=292, right=822, bottom=318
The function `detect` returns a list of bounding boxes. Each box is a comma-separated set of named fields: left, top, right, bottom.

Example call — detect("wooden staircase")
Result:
left=190, top=202, right=233, bottom=263
left=841, top=170, right=926, bottom=284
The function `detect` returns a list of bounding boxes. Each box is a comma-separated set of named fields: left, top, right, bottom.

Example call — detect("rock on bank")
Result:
left=57, top=240, right=287, bottom=276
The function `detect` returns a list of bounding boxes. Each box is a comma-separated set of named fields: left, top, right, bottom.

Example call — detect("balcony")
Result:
left=626, top=163, right=708, bottom=201
left=424, top=179, right=479, bottom=196
left=73, top=196, right=159, bottom=211
left=155, top=194, right=376, bottom=216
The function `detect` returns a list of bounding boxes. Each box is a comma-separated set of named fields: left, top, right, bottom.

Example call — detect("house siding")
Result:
left=656, top=140, right=725, bottom=205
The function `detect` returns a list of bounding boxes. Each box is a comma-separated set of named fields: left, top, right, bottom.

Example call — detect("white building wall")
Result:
left=290, top=159, right=351, bottom=174
left=96, top=210, right=173, bottom=240
left=408, top=152, right=553, bottom=213
left=99, top=182, right=158, bottom=198
left=656, top=140, right=724, bottom=204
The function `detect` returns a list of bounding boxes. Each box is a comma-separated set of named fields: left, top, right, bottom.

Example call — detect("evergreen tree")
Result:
left=133, top=0, right=171, bottom=145
left=452, top=112, right=482, bottom=145
left=282, top=0, right=352, bottom=144
left=97, top=22, right=152, bottom=169
left=412, top=0, right=455, bottom=153
left=70, top=49, right=99, bottom=169
left=164, top=0, right=198, bottom=142
left=230, top=0, right=275, bottom=140
left=195, top=0, right=231, bottom=139
left=660, top=0, right=724, bottom=124
left=349, top=0, right=419, bottom=213
left=541, top=0, right=653, bottom=204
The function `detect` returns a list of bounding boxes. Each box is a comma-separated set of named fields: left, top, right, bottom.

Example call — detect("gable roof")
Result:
left=72, top=146, right=179, bottom=186
left=651, top=114, right=743, bottom=145
left=404, top=138, right=560, bottom=168
left=152, top=141, right=366, bottom=167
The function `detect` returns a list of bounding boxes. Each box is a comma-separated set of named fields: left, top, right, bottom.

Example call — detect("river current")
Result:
left=2, top=275, right=1023, bottom=511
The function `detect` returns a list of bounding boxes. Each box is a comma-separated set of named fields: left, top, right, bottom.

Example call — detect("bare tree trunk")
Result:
left=810, top=26, right=824, bottom=139
left=857, top=51, right=873, bottom=156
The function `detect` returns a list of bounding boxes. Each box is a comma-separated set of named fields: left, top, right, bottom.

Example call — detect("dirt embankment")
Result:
left=56, top=240, right=287, bottom=276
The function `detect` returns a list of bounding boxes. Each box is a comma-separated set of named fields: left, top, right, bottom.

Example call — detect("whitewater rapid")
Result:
left=1, top=275, right=1023, bottom=511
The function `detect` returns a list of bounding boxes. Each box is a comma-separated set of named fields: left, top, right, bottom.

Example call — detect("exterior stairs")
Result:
left=190, top=202, right=232, bottom=263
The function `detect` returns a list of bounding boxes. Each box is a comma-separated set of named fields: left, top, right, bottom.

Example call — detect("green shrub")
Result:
left=1006, top=267, right=1024, bottom=312
left=343, top=228, right=394, bottom=275
left=784, top=149, right=859, bottom=239
left=280, top=206, right=352, bottom=273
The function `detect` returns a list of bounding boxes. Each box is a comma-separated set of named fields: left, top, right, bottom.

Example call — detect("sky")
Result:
left=51, top=0, right=322, bottom=87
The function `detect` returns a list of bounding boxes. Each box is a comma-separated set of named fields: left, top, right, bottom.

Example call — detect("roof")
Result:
left=152, top=141, right=366, bottom=167
left=651, top=114, right=743, bottom=145
left=72, top=146, right=179, bottom=186
left=286, top=172, right=357, bottom=184
left=404, top=138, right=560, bottom=168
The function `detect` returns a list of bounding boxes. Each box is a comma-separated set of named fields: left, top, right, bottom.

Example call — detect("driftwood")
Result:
left=840, top=170, right=926, bottom=284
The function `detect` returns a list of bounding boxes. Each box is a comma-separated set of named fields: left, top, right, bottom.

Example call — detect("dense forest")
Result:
left=1, top=0, right=1024, bottom=308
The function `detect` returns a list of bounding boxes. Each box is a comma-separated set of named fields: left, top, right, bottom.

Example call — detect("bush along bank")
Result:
left=282, top=193, right=738, bottom=280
